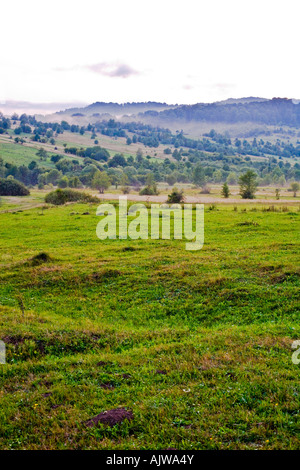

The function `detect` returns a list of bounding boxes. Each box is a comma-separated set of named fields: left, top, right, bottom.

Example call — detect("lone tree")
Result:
left=92, top=171, right=111, bottom=194
left=221, top=182, right=230, bottom=198
left=36, top=147, right=47, bottom=160
left=239, top=170, right=257, bottom=199
left=193, top=164, right=205, bottom=188
left=290, top=182, right=299, bottom=197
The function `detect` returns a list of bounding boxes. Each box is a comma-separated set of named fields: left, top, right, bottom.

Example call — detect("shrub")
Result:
left=167, top=189, right=184, bottom=203
left=221, top=182, right=230, bottom=198
left=200, top=185, right=211, bottom=194
left=0, top=178, right=30, bottom=196
left=139, top=184, right=159, bottom=196
left=121, top=186, right=130, bottom=194
left=45, top=189, right=98, bottom=205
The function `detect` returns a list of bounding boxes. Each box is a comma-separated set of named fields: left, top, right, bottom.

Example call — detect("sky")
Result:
left=1, top=0, right=300, bottom=107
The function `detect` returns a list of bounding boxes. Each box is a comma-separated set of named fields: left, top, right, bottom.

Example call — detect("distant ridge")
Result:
left=141, top=97, right=300, bottom=127
left=55, top=101, right=177, bottom=117
left=214, top=97, right=268, bottom=106
left=3, top=98, right=300, bottom=135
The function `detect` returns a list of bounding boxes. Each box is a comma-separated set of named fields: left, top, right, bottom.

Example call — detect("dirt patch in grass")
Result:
left=258, top=264, right=284, bottom=273
left=99, top=382, right=115, bottom=390
left=121, top=246, right=138, bottom=252
left=89, top=269, right=122, bottom=282
left=43, top=380, right=53, bottom=388
left=84, top=408, right=133, bottom=427
left=2, top=334, right=25, bottom=345
left=51, top=404, right=61, bottom=410
left=237, top=221, right=259, bottom=226
left=25, top=252, right=53, bottom=267
left=270, top=271, right=300, bottom=284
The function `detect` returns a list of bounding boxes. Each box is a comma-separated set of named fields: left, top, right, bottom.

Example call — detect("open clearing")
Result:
left=0, top=197, right=299, bottom=450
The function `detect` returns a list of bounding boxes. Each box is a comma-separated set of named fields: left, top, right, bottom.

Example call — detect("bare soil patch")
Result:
left=84, top=408, right=133, bottom=427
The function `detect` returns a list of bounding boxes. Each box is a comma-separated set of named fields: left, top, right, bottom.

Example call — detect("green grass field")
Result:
left=0, top=141, right=56, bottom=169
left=0, top=198, right=299, bottom=450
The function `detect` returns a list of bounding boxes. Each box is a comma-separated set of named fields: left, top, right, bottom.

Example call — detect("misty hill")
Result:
left=40, top=97, right=300, bottom=132
left=15, top=97, right=299, bottom=139
left=53, top=101, right=177, bottom=119
left=141, top=98, right=300, bottom=127
left=214, top=97, right=268, bottom=106
left=0, top=100, right=87, bottom=116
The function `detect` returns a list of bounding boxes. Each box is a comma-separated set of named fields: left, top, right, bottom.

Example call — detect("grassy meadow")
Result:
left=0, top=196, right=299, bottom=450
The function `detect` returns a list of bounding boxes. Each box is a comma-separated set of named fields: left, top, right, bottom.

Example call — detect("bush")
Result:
left=167, top=189, right=184, bottom=203
left=139, top=184, right=159, bottom=196
left=200, top=185, right=211, bottom=194
left=45, top=189, right=98, bottom=205
left=221, top=182, right=230, bottom=198
left=0, top=178, right=30, bottom=196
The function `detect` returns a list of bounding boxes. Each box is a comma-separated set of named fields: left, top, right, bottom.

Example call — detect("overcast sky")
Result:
left=1, top=0, right=299, bottom=106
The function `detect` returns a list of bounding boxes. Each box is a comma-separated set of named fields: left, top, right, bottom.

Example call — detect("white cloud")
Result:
left=55, top=62, right=140, bottom=78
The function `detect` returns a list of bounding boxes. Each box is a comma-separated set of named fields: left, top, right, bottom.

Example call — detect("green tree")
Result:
left=58, top=176, right=69, bottom=188
left=239, top=170, right=258, bottom=199
left=120, top=173, right=129, bottom=186
left=227, top=172, right=237, bottom=184
left=36, top=147, right=47, bottom=160
left=221, top=182, right=230, bottom=198
left=172, top=149, right=181, bottom=161
left=146, top=172, right=155, bottom=186
left=38, top=173, right=47, bottom=188
left=166, top=173, right=177, bottom=186
left=92, top=171, right=111, bottom=194
left=108, top=153, right=127, bottom=167
left=213, top=169, right=223, bottom=183
left=120, top=173, right=130, bottom=194
left=68, top=176, right=81, bottom=188
left=278, top=175, right=286, bottom=187
left=290, top=182, right=300, bottom=197
left=193, top=164, right=205, bottom=187
left=47, top=169, right=62, bottom=185
left=28, top=161, right=37, bottom=170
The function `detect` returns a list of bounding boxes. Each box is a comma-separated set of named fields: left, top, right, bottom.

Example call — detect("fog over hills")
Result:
left=0, top=97, right=272, bottom=118
left=2, top=97, right=300, bottom=139
left=0, top=100, right=87, bottom=116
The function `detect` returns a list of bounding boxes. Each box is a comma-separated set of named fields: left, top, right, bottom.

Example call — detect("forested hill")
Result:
left=56, top=101, right=176, bottom=117
left=141, top=98, right=300, bottom=127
